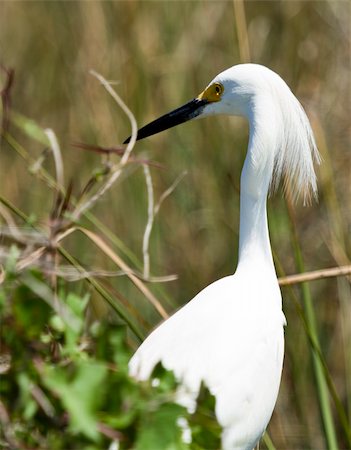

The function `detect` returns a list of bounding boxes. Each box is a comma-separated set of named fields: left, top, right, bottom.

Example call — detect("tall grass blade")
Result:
left=262, top=432, right=277, bottom=450
left=287, top=200, right=339, bottom=450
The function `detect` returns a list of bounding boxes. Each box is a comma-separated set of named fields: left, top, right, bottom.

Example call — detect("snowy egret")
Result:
left=126, top=64, right=319, bottom=450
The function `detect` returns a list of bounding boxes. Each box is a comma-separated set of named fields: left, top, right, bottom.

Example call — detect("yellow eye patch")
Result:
left=197, top=82, right=224, bottom=103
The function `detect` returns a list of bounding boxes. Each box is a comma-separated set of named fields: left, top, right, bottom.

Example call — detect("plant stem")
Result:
left=262, top=432, right=277, bottom=450
left=287, top=201, right=339, bottom=450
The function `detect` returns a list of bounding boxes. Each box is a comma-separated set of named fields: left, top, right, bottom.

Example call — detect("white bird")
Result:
left=125, top=64, right=320, bottom=450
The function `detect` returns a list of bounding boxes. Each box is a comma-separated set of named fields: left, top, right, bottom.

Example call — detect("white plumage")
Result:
left=127, top=64, right=319, bottom=450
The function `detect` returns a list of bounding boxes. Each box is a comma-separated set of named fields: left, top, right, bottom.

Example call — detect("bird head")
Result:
left=124, top=64, right=320, bottom=203
left=124, top=64, right=286, bottom=145
left=123, top=64, right=263, bottom=144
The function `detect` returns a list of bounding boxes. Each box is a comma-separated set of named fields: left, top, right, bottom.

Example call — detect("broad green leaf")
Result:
left=61, top=292, right=90, bottom=355
left=42, top=360, right=107, bottom=441
left=135, top=402, right=188, bottom=450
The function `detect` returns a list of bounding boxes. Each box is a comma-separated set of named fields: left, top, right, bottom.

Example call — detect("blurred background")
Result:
left=1, top=1, right=350, bottom=449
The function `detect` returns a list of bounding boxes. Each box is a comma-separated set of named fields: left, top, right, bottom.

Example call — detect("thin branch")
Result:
left=58, top=245, right=144, bottom=341
left=97, top=422, right=124, bottom=442
left=37, top=267, right=177, bottom=283
left=30, top=383, right=55, bottom=418
left=0, top=65, right=14, bottom=140
left=154, top=171, right=187, bottom=216
left=2, top=243, right=177, bottom=283
left=0, top=204, right=27, bottom=243
left=278, top=265, right=351, bottom=286
left=45, top=128, right=64, bottom=192
left=142, top=165, right=154, bottom=279
left=142, top=169, right=186, bottom=280
left=0, top=224, right=49, bottom=246
left=89, top=70, right=138, bottom=165
left=16, top=247, right=46, bottom=271
left=71, top=70, right=138, bottom=221
left=73, top=227, right=169, bottom=319
left=73, top=142, right=163, bottom=169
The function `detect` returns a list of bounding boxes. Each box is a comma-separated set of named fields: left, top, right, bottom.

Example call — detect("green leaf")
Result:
left=61, top=292, right=90, bottom=355
left=66, top=292, right=90, bottom=317
left=151, top=363, right=178, bottom=392
left=11, top=111, right=49, bottom=145
left=135, top=402, right=188, bottom=450
left=17, top=373, right=38, bottom=420
left=42, top=360, right=107, bottom=441
left=13, top=282, right=52, bottom=339
left=189, top=383, right=221, bottom=450
left=5, top=244, right=20, bottom=274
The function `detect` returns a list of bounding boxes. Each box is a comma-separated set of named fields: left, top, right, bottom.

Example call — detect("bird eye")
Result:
left=197, top=82, right=223, bottom=102
left=214, top=83, right=223, bottom=95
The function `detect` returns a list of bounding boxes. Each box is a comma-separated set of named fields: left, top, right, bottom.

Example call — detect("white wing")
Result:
left=129, top=272, right=285, bottom=450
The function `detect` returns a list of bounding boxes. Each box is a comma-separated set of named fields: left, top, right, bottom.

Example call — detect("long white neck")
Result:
left=237, top=100, right=277, bottom=273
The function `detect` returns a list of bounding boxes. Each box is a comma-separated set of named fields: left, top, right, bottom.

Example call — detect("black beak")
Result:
left=123, top=98, right=208, bottom=144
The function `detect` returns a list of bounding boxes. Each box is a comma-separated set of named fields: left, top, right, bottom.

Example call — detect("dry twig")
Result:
left=0, top=65, right=14, bottom=139
left=279, top=265, right=351, bottom=286
left=142, top=169, right=187, bottom=280
left=142, top=165, right=154, bottom=279
left=52, top=226, right=168, bottom=318
left=71, top=70, right=138, bottom=221
left=45, top=128, right=64, bottom=192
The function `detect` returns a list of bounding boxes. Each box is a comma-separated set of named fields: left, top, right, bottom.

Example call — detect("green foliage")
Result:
left=42, top=361, right=108, bottom=441
left=189, top=383, right=221, bottom=450
left=0, top=264, right=221, bottom=449
left=135, top=402, right=187, bottom=450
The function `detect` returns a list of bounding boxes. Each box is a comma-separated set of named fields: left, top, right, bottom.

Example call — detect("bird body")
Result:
left=127, top=64, right=319, bottom=449
left=130, top=268, right=285, bottom=450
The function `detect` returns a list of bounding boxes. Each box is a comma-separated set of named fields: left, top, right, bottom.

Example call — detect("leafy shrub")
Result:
left=0, top=263, right=221, bottom=450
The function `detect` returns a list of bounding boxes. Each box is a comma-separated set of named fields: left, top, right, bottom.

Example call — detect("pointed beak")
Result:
left=123, top=98, right=208, bottom=144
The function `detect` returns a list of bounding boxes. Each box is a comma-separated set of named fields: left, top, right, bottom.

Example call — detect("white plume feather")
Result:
left=266, top=70, right=321, bottom=203
left=210, top=64, right=320, bottom=203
